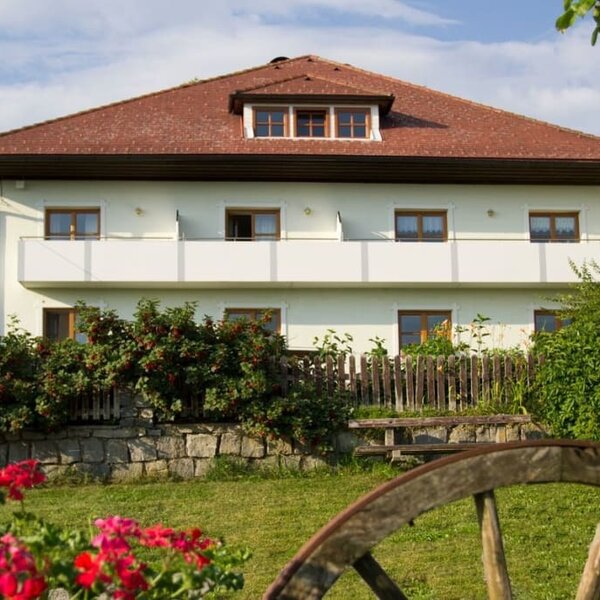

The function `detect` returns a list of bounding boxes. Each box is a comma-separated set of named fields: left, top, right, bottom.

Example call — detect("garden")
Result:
left=0, top=264, right=599, bottom=598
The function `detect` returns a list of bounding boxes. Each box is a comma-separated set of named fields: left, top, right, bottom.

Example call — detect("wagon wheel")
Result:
left=264, top=440, right=600, bottom=600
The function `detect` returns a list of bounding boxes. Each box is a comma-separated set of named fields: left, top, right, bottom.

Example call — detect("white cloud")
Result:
left=0, top=2, right=599, bottom=136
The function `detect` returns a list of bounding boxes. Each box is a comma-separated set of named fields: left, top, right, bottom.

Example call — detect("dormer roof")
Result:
left=229, top=74, right=394, bottom=114
left=1, top=54, right=600, bottom=183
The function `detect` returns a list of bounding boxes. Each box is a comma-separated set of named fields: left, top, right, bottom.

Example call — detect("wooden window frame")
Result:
left=294, top=108, right=329, bottom=138
left=534, top=310, right=570, bottom=333
left=528, top=211, right=580, bottom=243
left=335, top=108, right=370, bottom=139
left=253, top=107, right=288, bottom=138
left=398, top=310, right=452, bottom=347
left=43, top=308, right=77, bottom=341
left=394, top=210, right=448, bottom=242
left=45, top=208, right=100, bottom=240
left=224, top=308, right=281, bottom=333
left=225, top=208, right=281, bottom=241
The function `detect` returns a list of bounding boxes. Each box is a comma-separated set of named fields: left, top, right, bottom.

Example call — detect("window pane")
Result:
left=530, top=216, right=551, bottom=241
left=255, top=214, right=277, bottom=236
left=338, top=112, right=351, bottom=124
left=400, top=333, right=421, bottom=346
left=227, top=214, right=252, bottom=239
left=256, top=124, right=269, bottom=136
left=256, top=111, right=270, bottom=122
left=339, top=126, right=351, bottom=137
left=535, top=313, right=558, bottom=332
left=76, top=213, right=98, bottom=236
left=400, top=314, right=421, bottom=334
left=422, top=215, right=444, bottom=240
left=48, top=213, right=71, bottom=237
left=555, top=216, right=576, bottom=240
left=45, top=311, right=70, bottom=341
left=354, top=125, right=366, bottom=138
left=271, top=124, right=284, bottom=137
left=257, top=310, right=279, bottom=333
left=427, top=314, right=450, bottom=334
left=297, top=125, right=310, bottom=136
left=313, top=126, right=325, bottom=137
left=397, top=215, right=418, bottom=239
left=354, top=112, right=367, bottom=124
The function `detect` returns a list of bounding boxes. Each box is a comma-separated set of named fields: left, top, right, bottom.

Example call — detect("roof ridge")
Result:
left=0, top=55, right=313, bottom=139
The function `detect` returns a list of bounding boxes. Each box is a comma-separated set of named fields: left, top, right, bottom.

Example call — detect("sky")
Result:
left=1, top=0, right=600, bottom=135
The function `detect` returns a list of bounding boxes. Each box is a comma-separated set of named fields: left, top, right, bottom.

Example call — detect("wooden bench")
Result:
left=349, top=414, right=534, bottom=457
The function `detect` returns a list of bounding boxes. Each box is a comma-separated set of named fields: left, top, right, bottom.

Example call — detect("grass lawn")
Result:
left=0, top=464, right=598, bottom=599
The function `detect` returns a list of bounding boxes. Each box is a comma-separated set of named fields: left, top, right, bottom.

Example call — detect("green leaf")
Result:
left=592, top=25, right=599, bottom=44
left=556, top=8, right=578, bottom=31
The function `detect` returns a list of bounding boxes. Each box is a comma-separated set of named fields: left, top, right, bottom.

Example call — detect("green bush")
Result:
left=532, top=262, right=600, bottom=440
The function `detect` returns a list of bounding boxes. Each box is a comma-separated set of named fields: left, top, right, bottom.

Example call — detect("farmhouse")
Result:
left=1, top=55, right=599, bottom=352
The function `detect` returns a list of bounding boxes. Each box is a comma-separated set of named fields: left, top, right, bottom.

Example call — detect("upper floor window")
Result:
left=295, top=109, right=327, bottom=138
left=254, top=108, right=287, bottom=137
left=224, top=308, right=281, bottom=334
left=43, top=308, right=87, bottom=343
left=45, top=208, right=100, bottom=240
left=529, top=212, right=579, bottom=243
left=226, top=208, right=280, bottom=241
left=395, top=211, right=447, bottom=242
left=534, top=310, right=571, bottom=333
left=336, top=109, right=369, bottom=139
left=398, top=310, right=452, bottom=347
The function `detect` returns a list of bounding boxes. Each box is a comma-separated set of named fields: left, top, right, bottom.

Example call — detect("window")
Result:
left=226, top=209, right=280, bottom=241
left=534, top=310, right=571, bottom=333
left=398, top=311, right=451, bottom=347
left=529, top=212, right=579, bottom=243
left=224, top=308, right=281, bottom=334
left=43, top=308, right=87, bottom=342
left=295, top=110, right=327, bottom=138
left=336, top=109, right=369, bottom=139
left=45, top=208, right=100, bottom=240
left=395, top=211, right=447, bottom=242
left=254, top=108, right=287, bottom=137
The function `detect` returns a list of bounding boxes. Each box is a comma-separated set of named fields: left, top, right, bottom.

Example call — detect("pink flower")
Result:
left=139, top=524, right=175, bottom=548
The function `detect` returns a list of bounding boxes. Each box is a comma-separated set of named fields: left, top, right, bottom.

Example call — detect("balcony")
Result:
left=18, top=238, right=600, bottom=288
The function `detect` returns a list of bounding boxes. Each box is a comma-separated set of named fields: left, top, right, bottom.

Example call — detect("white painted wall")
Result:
left=1, top=179, right=599, bottom=349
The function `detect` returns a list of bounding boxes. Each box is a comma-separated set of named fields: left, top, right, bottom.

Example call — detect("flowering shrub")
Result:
left=0, top=461, right=248, bottom=599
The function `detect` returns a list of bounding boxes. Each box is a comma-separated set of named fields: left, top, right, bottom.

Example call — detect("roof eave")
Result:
left=1, top=154, right=599, bottom=184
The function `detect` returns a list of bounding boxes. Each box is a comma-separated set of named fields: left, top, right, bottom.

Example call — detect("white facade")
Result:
left=1, top=179, right=599, bottom=353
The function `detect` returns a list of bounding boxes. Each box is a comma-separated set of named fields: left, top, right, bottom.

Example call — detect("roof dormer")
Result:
left=229, top=75, right=394, bottom=141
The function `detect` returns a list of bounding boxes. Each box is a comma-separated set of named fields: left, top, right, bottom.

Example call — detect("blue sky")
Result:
left=1, top=0, right=599, bottom=135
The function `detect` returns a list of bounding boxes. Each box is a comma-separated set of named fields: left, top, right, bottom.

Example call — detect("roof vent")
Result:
left=270, top=56, right=289, bottom=64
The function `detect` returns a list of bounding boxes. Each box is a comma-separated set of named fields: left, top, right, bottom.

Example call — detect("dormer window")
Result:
left=336, top=109, right=369, bottom=139
left=254, top=108, right=287, bottom=137
left=296, top=109, right=327, bottom=138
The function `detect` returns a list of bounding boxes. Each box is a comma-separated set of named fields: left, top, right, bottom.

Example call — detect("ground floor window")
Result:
left=43, top=308, right=86, bottom=342
left=534, top=310, right=571, bottom=333
left=398, top=310, right=452, bottom=347
left=224, top=308, right=281, bottom=334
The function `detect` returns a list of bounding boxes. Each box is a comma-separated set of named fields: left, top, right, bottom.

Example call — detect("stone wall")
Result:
left=0, top=422, right=344, bottom=482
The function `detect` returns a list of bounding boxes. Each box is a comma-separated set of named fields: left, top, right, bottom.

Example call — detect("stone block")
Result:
left=106, top=439, right=129, bottom=464
left=520, top=423, right=546, bottom=440
left=128, top=438, right=157, bottom=462
left=267, top=437, right=293, bottom=456
left=194, top=459, right=212, bottom=477
left=187, top=434, right=218, bottom=458
left=81, top=438, right=104, bottom=463
left=168, top=458, right=195, bottom=479
left=32, top=441, right=58, bottom=464
left=475, top=426, right=496, bottom=443
left=110, top=463, right=144, bottom=482
left=156, top=436, right=185, bottom=459
left=302, top=455, right=329, bottom=471
left=49, top=588, right=70, bottom=600
left=145, top=460, right=169, bottom=478
left=506, top=425, right=521, bottom=442
left=412, top=427, right=448, bottom=444
left=219, top=432, right=242, bottom=455
left=21, top=430, right=47, bottom=440
left=42, top=465, right=70, bottom=481
left=57, top=439, right=81, bottom=464
left=73, top=462, right=110, bottom=481
left=241, top=436, right=265, bottom=458
left=68, top=427, right=94, bottom=438
left=448, top=425, right=476, bottom=444
left=93, top=428, right=139, bottom=439
left=9, top=442, right=29, bottom=463
left=334, top=432, right=360, bottom=454
left=139, top=408, right=154, bottom=421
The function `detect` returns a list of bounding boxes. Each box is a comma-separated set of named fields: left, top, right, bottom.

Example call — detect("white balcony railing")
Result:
left=18, top=238, right=600, bottom=287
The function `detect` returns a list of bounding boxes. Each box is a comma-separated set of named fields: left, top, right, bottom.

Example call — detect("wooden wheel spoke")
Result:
left=353, top=552, right=409, bottom=600
left=474, top=490, right=512, bottom=600
left=576, top=523, right=600, bottom=600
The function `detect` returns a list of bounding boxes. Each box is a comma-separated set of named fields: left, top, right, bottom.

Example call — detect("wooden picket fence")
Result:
left=279, top=353, right=539, bottom=411
left=69, top=388, right=119, bottom=422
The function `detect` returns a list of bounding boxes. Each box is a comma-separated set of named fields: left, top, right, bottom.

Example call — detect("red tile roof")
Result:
left=1, top=54, right=599, bottom=160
